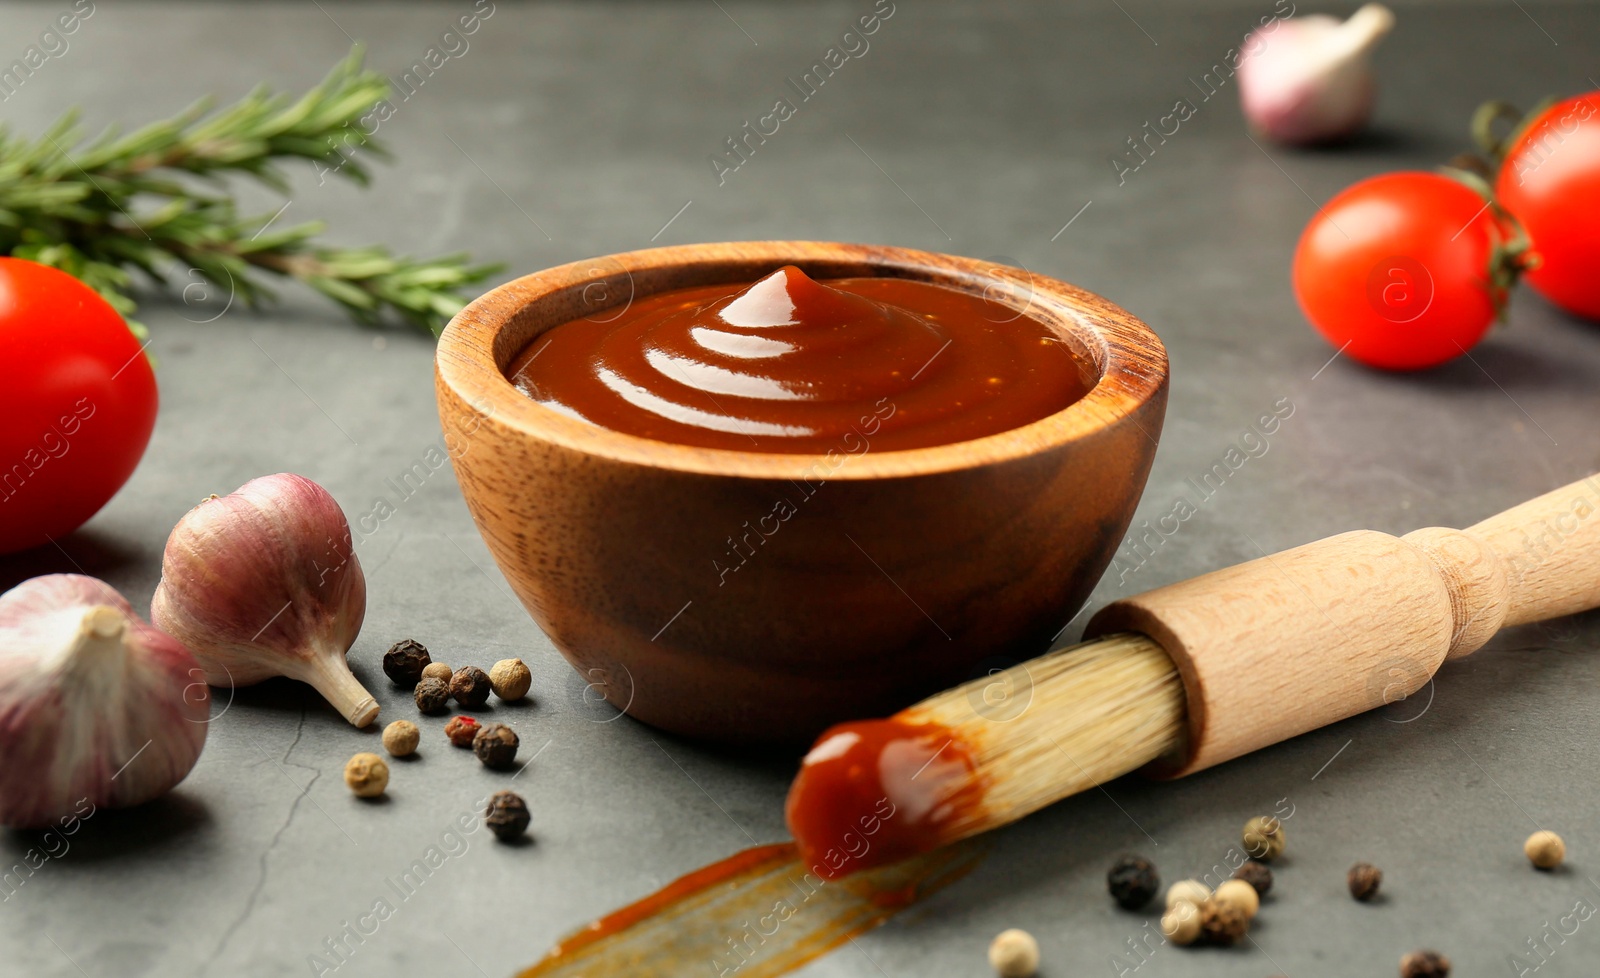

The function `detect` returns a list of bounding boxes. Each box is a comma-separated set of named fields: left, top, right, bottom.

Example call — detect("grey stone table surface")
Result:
left=3, top=1, right=1600, bottom=975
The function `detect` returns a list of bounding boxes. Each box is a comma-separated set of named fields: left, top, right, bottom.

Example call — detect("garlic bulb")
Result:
left=152, top=473, right=378, bottom=727
left=1238, top=4, right=1395, bottom=145
left=0, top=575, right=209, bottom=829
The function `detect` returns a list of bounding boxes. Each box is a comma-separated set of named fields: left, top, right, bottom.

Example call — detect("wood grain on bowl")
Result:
left=435, top=242, right=1167, bottom=746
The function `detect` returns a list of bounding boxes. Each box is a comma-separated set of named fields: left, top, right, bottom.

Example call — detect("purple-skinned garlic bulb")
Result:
left=1238, top=4, right=1395, bottom=145
left=152, top=473, right=378, bottom=727
left=0, top=575, right=209, bottom=829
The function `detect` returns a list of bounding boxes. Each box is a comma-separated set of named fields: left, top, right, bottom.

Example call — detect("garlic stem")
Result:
left=1326, top=4, right=1395, bottom=63
left=84, top=606, right=124, bottom=640
left=296, top=647, right=380, bottom=727
left=58, top=606, right=128, bottom=673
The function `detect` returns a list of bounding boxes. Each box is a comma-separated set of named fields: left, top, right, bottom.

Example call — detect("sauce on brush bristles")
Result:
left=786, top=633, right=1185, bottom=877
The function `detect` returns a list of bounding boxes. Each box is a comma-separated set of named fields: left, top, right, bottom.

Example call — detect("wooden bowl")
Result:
left=435, top=242, right=1167, bottom=746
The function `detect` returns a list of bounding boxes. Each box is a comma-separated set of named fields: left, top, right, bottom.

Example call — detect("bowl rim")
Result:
left=435, top=241, right=1166, bottom=479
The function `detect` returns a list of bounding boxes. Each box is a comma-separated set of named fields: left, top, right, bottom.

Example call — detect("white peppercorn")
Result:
left=490, top=658, right=533, bottom=702
left=1213, top=878, right=1261, bottom=919
left=1242, top=815, right=1286, bottom=861
left=1165, top=879, right=1211, bottom=910
left=987, top=928, right=1039, bottom=978
left=382, top=720, right=420, bottom=757
left=1160, top=902, right=1201, bottom=946
left=344, top=752, right=388, bottom=798
left=1525, top=830, right=1565, bottom=870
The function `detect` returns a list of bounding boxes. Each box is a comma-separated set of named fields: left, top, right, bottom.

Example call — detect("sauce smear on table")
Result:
left=518, top=840, right=981, bottom=978
left=507, top=265, right=1091, bottom=452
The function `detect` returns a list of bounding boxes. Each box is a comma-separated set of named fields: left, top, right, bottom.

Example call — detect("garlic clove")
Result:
left=152, top=473, right=379, bottom=728
left=0, top=574, right=209, bottom=828
left=1238, top=3, right=1395, bottom=145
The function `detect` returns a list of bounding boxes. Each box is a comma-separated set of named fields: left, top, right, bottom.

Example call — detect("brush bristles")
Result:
left=900, top=632, right=1186, bottom=845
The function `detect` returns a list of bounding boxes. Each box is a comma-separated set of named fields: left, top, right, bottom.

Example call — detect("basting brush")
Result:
left=785, top=474, right=1600, bottom=877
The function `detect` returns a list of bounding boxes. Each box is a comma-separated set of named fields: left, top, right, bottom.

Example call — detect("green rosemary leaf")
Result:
left=0, top=45, right=493, bottom=337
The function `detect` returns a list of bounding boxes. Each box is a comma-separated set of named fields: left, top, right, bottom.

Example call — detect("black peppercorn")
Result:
left=382, top=639, right=432, bottom=687
left=473, top=722, right=520, bottom=768
left=414, top=676, right=450, bottom=713
left=451, top=666, right=492, bottom=708
left=1400, top=950, right=1450, bottom=978
left=1198, top=897, right=1249, bottom=945
left=1348, top=861, right=1382, bottom=901
left=485, top=790, right=531, bottom=842
left=1233, top=860, right=1273, bottom=897
left=1107, top=854, right=1160, bottom=910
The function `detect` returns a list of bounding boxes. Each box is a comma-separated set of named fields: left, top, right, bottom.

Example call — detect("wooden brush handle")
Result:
left=1086, top=475, right=1600, bottom=777
left=1464, top=478, right=1600, bottom=625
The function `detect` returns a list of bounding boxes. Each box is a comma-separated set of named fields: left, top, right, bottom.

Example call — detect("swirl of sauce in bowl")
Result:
left=507, top=265, right=1091, bottom=453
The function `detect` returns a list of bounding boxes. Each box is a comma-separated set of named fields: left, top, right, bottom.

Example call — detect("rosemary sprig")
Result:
left=0, top=47, right=500, bottom=338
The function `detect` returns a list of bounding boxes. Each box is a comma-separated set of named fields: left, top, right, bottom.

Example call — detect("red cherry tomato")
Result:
left=1494, top=92, right=1600, bottom=320
left=1293, top=171, right=1513, bottom=371
left=0, top=259, right=158, bottom=554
